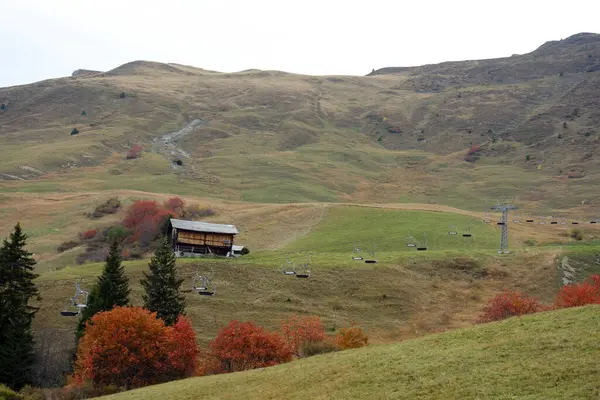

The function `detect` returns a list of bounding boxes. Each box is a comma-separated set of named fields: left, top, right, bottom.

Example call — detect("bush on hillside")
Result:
left=0, top=104, right=6, bottom=111
left=79, top=229, right=97, bottom=241
left=555, top=275, right=600, bottom=308
left=87, top=197, right=121, bottom=219
left=56, top=240, right=80, bottom=253
left=183, top=203, right=215, bottom=219
left=280, top=315, right=326, bottom=357
left=335, top=324, right=369, bottom=349
left=477, top=291, right=543, bottom=323
left=71, top=128, right=80, bottom=136
left=74, top=307, right=198, bottom=389
left=569, top=229, right=583, bottom=241
left=125, top=145, right=143, bottom=160
left=210, top=321, right=292, bottom=373
left=300, top=339, right=339, bottom=357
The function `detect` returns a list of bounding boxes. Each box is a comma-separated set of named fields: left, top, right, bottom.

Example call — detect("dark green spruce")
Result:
left=0, top=223, right=40, bottom=390
left=76, top=239, right=130, bottom=339
left=141, top=237, right=186, bottom=326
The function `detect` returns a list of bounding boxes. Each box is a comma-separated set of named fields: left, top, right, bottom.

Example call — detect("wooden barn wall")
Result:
left=177, top=230, right=234, bottom=247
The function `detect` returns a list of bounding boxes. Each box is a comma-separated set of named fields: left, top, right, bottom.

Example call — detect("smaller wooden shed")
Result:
left=168, top=218, right=239, bottom=257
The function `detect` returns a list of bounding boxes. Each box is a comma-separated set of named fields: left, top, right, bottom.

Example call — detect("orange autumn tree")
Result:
left=335, top=324, right=369, bottom=349
left=280, top=315, right=326, bottom=357
left=74, top=307, right=198, bottom=389
left=210, top=320, right=292, bottom=373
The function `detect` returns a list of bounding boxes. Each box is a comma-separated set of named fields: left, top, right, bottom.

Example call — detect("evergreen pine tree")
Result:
left=76, top=240, right=130, bottom=339
left=141, top=237, right=186, bottom=326
left=0, top=223, right=40, bottom=389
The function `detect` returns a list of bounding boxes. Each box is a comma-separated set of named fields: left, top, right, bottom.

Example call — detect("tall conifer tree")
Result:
left=76, top=240, right=130, bottom=339
left=141, top=237, right=186, bottom=325
left=0, top=223, right=40, bottom=389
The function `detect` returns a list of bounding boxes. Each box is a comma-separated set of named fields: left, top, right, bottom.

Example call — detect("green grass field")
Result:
left=100, top=306, right=600, bottom=400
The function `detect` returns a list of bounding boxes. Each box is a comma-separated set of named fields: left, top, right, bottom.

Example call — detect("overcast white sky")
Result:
left=1, top=0, right=599, bottom=87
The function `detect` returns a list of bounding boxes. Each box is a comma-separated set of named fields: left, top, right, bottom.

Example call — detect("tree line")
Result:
left=0, top=222, right=186, bottom=391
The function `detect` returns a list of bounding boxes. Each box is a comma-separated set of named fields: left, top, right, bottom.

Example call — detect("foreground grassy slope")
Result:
left=102, top=306, right=600, bottom=400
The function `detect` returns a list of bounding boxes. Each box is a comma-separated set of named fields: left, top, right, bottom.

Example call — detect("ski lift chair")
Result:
left=462, top=227, right=472, bottom=238
left=448, top=225, right=458, bottom=235
left=406, top=231, right=417, bottom=248
left=60, top=282, right=88, bottom=317
left=295, top=257, right=311, bottom=278
left=352, top=244, right=364, bottom=260
left=416, top=234, right=428, bottom=251
left=550, top=216, right=558, bottom=225
left=512, top=214, right=521, bottom=223
left=282, top=259, right=297, bottom=276
left=364, top=244, right=378, bottom=263
left=483, top=213, right=491, bottom=223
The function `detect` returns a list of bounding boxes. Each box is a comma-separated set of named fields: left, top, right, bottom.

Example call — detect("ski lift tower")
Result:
left=491, top=201, right=519, bottom=254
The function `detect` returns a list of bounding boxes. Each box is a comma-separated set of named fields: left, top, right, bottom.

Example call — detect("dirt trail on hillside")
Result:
left=151, top=119, right=205, bottom=165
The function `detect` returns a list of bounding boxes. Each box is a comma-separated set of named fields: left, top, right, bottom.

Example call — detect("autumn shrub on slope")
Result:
left=74, top=307, right=198, bottom=389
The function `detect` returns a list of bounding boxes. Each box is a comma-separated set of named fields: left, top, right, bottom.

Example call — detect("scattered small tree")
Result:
left=76, top=240, right=130, bottom=339
left=71, top=128, right=80, bottom=136
left=210, top=321, right=292, bottom=372
left=0, top=104, right=6, bottom=111
left=0, top=223, right=40, bottom=390
left=477, top=291, right=543, bottom=323
left=335, top=324, right=369, bottom=349
left=81, top=110, right=86, bottom=116
left=119, top=92, right=126, bottom=99
left=568, top=229, right=583, bottom=241
left=140, top=238, right=186, bottom=326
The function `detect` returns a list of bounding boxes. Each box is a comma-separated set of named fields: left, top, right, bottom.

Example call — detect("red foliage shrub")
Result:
left=122, top=200, right=174, bottom=246
left=210, top=321, right=292, bottom=373
left=477, top=291, right=543, bottom=323
left=280, top=315, right=326, bottom=357
left=126, top=144, right=143, bottom=159
left=74, top=307, right=198, bottom=389
left=164, top=197, right=185, bottom=213
left=81, top=229, right=97, bottom=240
left=335, top=324, right=369, bottom=349
left=555, top=274, right=600, bottom=308
left=467, top=145, right=481, bottom=156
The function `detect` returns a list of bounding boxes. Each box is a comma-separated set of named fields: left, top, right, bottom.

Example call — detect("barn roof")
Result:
left=170, top=218, right=239, bottom=234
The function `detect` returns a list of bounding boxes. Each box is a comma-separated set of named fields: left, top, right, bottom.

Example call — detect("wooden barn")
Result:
left=168, top=218, right=239, bottom=257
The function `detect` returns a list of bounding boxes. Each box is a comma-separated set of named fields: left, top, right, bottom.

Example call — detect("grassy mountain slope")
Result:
left=101, top=306, right=600, bottom=400
left=1, top=33, right=600, bottom=212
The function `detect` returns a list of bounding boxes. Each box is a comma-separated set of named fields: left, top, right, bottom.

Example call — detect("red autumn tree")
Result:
left=335, top=324, right=369, bottom=349
left=74, top=307, right=198, bottom=389
left=126, top=144, right=143, bottom=159
left=122, top=200, right=175, bottom=245
left=477, top=291, right=543, bottom=323
left=280, top=315, right=326, bottom=357
left=80, top=229, right=97, bottom=240
left=210, top=320, right=292, bottom=373
left=164, top=197, right=185, bottom=214
left=555, top=274, right=600, bottom=308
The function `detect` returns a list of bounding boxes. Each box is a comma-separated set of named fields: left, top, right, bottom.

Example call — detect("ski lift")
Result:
left=296, top=256, right=311, bottom=278
left=281, top=259, right=297, bottom=276
left=406, top=231, right=417, bottom=248
left=365, top=243, right=377, bottom=264
left=496, top=221, right=505, bottom=226
left=550, top=216, right=558, bottom=225
left=352, top=244, right=364, bottom=260
left=483, top=212, right=491, bottom=224
left=60, top=281, right=88, bottom=317
left=526, top=218, right=534, bottom=223
left=183, top=267, right=216, bottom=295
left=590, top=219, right=598, bottom=224
left=462, top=227, right=472, bottom=238
left=448, top=225, right=458, bottom=235
left=416, top=233, right=428, bottom=251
